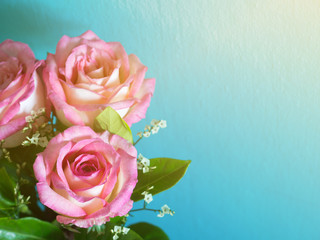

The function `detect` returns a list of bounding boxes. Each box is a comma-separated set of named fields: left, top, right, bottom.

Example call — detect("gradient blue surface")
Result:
left=2, top=0, right=320, bottom=239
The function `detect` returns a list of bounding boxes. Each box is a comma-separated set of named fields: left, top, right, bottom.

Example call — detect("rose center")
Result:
left=79, top=162, right=97, bottom=175
left=71, top=153, right=101, bottom=177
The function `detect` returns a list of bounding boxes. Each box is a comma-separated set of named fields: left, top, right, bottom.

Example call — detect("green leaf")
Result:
left=131, top=158, right=191, bottom=202
left=0, top=217, right=64, bottom=240
left=120, top=229, right=143, bottom=240
left=0, top=167, right=16, bottom=208
left=94, top=107, right=133, bottom=143
left=110, top=216, right=127, bottom=225
left=129, top=222, right=169, bottom=240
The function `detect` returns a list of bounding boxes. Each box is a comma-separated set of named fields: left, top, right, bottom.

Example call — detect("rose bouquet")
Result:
left=0, top=31, right=190, bottom=240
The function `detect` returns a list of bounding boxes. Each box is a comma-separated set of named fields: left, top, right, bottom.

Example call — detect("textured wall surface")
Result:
left=2, top=0, right=320, bottom=239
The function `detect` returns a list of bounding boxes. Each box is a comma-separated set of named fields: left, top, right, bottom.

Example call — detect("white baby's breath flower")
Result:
left=144, top=125, right=151, bottom=131
left=138, top=153, right=144, bottom=161
left=143, top=166, right=149, bottom=173
left=159, top=120, right=167, bottom=128
left=21, top=140, right=31, bottom=146
left=151, top=125, right=160, bottom=134
left=137, top=162, right=144, bottom=170
left=37, top=108, right=46, bottom=115
left=31, top=110, right=37, bottom=118
left=122, top=227, right=130, bottom=234
left=141, top=157, right=150, bottom=167
left=161, top=204, right=171, bottom=214
left=25, top=116, right=33, bottom=123
left=156, top=204, right=175, bottom=217
left=144, top=193, right=153, bottom=204
left=143, top=131, right=150, bottom=138
left=26, top=132, right=40, bottom=145
left=151, top=119, right=160, bottom=126
left=113, top=226, right=122, bottom=234
left=137, top=154, right=150, bottom=173
left=38, top=137, right=48, bottom=148
left=113, top=234, right=119, bottom=240
left=157, top=211, right=165, bottom=217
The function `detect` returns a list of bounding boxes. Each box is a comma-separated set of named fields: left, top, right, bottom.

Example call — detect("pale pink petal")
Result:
left=0, top=40, right=35, bottom=68
left=55, top=35, right=83, bottom=67
left=56, top=215, right=109, bottom=228
left=18, top=67, right=46, bottom=116
left=124, top=93, right=153, bottom=126
left=80, top=30, right=100, bottom=41
left=127, top=54, right=148, bottom=97
left=107, top=42, right=130, bottom=81
left=36, top=182, right=86, bottom=218
left=87, top=67, right=104, bottom=79
left=61, top=126, right=98, bottom=142
left=61, top=80, right=107, bottom=105
left=0, top=116, right=26, bottom=142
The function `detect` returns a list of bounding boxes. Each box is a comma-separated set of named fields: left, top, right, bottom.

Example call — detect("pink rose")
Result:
left=0, top=40, right=45, bottom=148
left=33, top=126, right=138, bottom=228
left=44, top=30, right=155, bottom=128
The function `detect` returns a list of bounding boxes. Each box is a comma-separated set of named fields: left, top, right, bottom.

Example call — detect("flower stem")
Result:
left=130, top=208, right=159, bottom=213
left=133, top=136, right=143, bottom=146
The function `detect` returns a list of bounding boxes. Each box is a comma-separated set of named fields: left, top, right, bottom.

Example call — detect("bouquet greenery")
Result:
left=0, top=31, right=190, bottom=239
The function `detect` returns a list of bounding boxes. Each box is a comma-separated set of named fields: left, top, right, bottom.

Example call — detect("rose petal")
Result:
left=124, top=78, right=155, bottom=126
left=36, top=182, right=86, bottom=218
left=56, top=215, right=109, bottom=228
left=61, top=80, right=107, bottom=105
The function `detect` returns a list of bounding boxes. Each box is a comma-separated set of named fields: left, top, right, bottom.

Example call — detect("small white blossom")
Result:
left=157, top=204, right=175, bottom=217
left=26, top=132, right=40, bottom=145
left=151, top=119, right=160, bottom=126
left=141, top=157, right=150, bottom=167
left=141, top=191, right=153, bottom=204
left=144, top=125, right=151, bottom=131
left=38, top=137, right=48, bottom=148
left=31, top=110, right=37, bottom=118
left=113, top=226, right=122, bottom=234
left=25, top=116, right=33, bottom=123
left=21, top=140, right=31, bottom=146
left=157, top=211, right=165, bottom=218
left=137, top=154, right=150, bottom=173
left=161, top=204, right=171, bottom=214
left=144, top=193, right=153, bottom=204
left=143, top=131, right=150, bottom=138
left=122, top=227, right=130, bottom=234
left=23, top=126, right=30, bottom=133
left=159, top=120, right=167, bottom=128
left=138, top=153, right=144, bottom=161
left=113, top=234, right=119, bottom=240
left=143, top=166, right=149, bottom=173
left=137, top=162, right=144, bottom=170
left=151, top=125, right=160, bottom=134
left=37, top=108, right=46, bottom=115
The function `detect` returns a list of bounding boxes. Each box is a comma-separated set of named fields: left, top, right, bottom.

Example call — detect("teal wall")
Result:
left=2, top=0, right=320, bottom=239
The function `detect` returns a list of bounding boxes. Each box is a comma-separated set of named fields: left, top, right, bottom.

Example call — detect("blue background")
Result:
left=2, top=0, right=320, bottom=239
